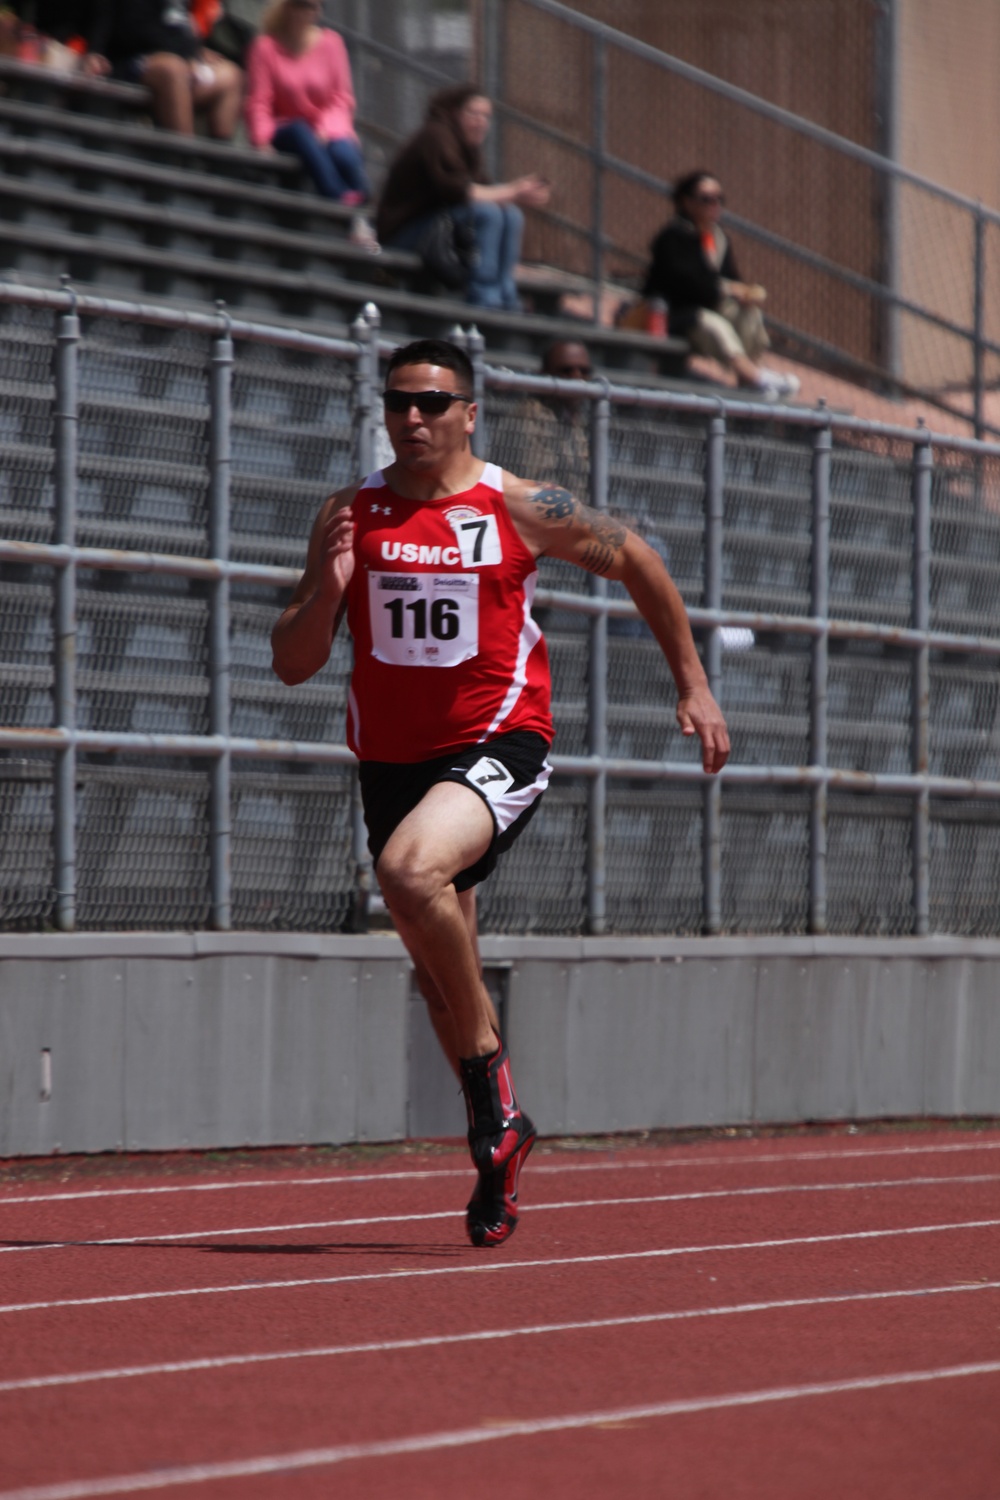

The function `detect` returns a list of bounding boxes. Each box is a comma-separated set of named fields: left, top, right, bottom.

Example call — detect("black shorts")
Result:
left=359, top=730, right=551, bottom=893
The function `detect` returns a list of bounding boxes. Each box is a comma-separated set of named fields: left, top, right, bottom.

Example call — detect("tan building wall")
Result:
left=895, top=0, right=1000, bottom=387
left=488, top=0, right=885, bottom=369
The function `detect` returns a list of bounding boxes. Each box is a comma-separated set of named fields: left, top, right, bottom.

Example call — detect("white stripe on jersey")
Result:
left=477, top=569, right=542, bottom=741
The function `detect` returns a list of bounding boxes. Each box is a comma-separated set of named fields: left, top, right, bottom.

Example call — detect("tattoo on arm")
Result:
left=529, top=484, right=577, bottom=522
left=528, top=484, right=628, bottom=575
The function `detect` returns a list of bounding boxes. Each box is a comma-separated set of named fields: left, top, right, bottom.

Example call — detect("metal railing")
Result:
left=337, top=0, right=1000, bottom=440
left=476, top=0, right=1000, bottom=437
left=3, top=283, right=1000, bottom=935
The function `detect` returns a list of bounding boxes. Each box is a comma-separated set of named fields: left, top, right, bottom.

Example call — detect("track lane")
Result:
left=3, top=1133, right=1000, bottom=1495
left=4, top=1165, right=1000, bottom=1250
left=1, top=1294, right=999, bottom=1491
left=4, top=1129, right=1000, bottom=1212
left=3, top=1225, right=999, bottom=1385
left=243, top=1371, right=1000, bottom=1500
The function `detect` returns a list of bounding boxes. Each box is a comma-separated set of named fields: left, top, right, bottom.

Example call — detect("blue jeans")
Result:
left=271, top=120, right=370, bottom=202
left=390, top=200, right=524, bottom=310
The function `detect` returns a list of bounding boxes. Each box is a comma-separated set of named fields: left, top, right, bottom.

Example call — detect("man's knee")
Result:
left=376, top=844, right=448, bottom=918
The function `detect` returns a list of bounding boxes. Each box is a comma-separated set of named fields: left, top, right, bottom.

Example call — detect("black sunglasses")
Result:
left=553, top=364, right=592, bottom=377
left=382, top=389, right=473, bottom=415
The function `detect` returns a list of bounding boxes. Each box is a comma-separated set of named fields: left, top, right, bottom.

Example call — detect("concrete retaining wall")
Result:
left=1, top=933, right=998, bottom=1157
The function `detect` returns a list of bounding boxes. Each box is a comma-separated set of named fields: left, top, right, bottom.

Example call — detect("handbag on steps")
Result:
left=413, top=210, right=478, bottom=293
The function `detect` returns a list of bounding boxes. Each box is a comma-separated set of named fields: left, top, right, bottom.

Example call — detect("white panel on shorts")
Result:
left=459, top=755, right=552, bottom=834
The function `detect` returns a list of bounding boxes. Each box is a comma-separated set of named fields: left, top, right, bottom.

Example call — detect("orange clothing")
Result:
left=189, top=0, right=222, bottom=41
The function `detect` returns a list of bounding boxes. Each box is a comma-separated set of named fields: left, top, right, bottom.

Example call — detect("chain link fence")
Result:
left=3, top=284, right=1000, bottom=936
left=460, top=0, right=1000, bottom=438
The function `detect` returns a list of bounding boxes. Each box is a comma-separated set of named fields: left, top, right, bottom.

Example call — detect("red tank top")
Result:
left=345, top=464, right=553, bottom=762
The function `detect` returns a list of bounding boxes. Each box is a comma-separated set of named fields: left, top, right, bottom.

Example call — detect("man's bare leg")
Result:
left=376, top=781, right=498, bottom=1060
left=412, top=889, right=499, bottom=1079
left=377, top=782, right=533, bottom=1246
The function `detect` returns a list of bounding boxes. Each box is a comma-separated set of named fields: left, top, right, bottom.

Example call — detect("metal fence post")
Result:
left=348, top=303, right=381, bottom=931
left=809, top=413, right=832, bottom=934
left=590, top=35, right=606, bottom=326
left=53, top=283, right=79, bottom=932
left=480, top=0, right=502, bottom=183
left=911, top=427, right=932, bottom=934
left=467, top=324, right=487, bottom=458
left=702, top=410, right=725, bottom=934
left=208, top=308, right=233, bottom=930
left=586, top=382, right=610, bottom=934
left=973, top=203, right=986, bottom=442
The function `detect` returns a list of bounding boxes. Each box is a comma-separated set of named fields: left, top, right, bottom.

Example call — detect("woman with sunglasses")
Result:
left=245, top=0, right=369, bottom=207
left=272, top=338, right=729, bottom=1250
left=643, top=169, right=799, bottom=401
left=376, top=83, right=550, bottom=310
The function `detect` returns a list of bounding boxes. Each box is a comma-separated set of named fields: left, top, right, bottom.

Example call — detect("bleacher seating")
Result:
left=0, top=62, right=687, bottom=375
left=2, top=61, right=1000, bottom=935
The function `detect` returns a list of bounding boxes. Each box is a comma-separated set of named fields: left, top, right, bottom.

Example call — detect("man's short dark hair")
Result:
left=384, top=339, right=474, bottom=395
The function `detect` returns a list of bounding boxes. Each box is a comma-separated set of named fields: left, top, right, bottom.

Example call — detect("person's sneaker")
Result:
left=349, top=214, right=380, bottom=254
left=466, top=1131, right=536, bottom=1248
left=460, top=1041, right=536, bottom=1248
left=754, top=369, right=800, bottom=401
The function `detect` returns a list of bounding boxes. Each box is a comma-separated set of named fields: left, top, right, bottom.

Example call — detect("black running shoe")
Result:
left=466, top=1127, right=536, bottom=1248
left=460, top=1041, right=536, bottom=1248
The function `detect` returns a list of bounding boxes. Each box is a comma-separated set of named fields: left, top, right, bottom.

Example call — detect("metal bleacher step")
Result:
left=0, top=131, right=355, bottom=237
left=0, top=179, right=404, bottom=288
left=0, top=222, right=686, bottom=373
left=0, top=86, right=296, bottom=184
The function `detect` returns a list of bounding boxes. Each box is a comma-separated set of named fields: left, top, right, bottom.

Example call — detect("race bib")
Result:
left=369, top=571, right=478, bottom=667
left=447, top=511, right=503, bottom=568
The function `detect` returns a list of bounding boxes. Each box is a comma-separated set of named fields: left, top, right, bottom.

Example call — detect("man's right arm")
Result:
left=271, top=487, right=358, bottom=686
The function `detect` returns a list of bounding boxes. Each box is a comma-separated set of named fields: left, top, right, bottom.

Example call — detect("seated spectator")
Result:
left=4, top=0, right=95, bottom=63
left=245, top=0, right=369, bottom=207
left=498, top=339, right=593, bottom=496
left=87, top=0, right=243, bottom=139
left=644, top=170, right=799, bottom=401
left=376, top=84, right=550, bottom=311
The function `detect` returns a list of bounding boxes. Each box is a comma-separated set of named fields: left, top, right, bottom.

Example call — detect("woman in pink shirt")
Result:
left=245, top=0, right=369, bottom=205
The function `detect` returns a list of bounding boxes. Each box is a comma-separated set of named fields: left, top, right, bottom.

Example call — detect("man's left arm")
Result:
left=508, top=478, right=730, bottom=774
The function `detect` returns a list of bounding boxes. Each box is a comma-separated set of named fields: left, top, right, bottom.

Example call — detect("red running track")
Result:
left=1, top=1127, right=999, bottom=1498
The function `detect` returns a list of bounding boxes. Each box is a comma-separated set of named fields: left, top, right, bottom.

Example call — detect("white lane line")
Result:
left=2, top=1279, right=998, bottom=1397
left=3, top=1360, right=1000, bottom=1498
left=2, top=1172, right=999, bottom=1258
left=2, top=1216, right=998, bottom=1316
left=3, top=1138, right=1000, bottom=1206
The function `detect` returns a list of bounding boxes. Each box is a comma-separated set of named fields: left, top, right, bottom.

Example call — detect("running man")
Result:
left=271, top=338, right=729, bottom=1248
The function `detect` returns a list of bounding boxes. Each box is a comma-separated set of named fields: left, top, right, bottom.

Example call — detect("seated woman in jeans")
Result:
left=376, top=84, right=550, bottom=311
left=245, top=0, right=369, bottom=206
